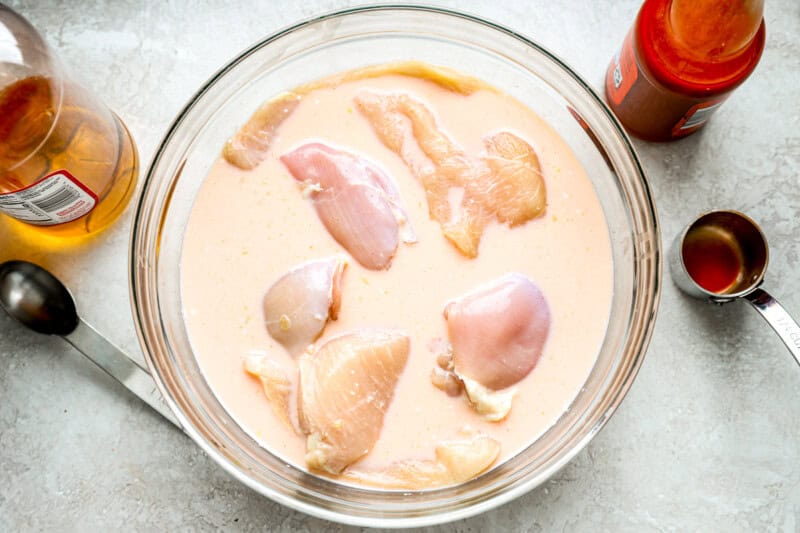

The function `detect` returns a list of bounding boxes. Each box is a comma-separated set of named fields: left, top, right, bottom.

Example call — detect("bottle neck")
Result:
left=635, top=0, right=766, bottom=95
left=667, top=0, right=764, bottom=61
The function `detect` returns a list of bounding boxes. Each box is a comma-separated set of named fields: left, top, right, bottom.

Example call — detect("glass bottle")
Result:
left=605, top=0, right=766, bottom=142
left=0, top=5, right=138, bottom=238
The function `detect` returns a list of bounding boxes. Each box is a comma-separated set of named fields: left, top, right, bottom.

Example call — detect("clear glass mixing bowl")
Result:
left=130, top=5, right=660, bottom=527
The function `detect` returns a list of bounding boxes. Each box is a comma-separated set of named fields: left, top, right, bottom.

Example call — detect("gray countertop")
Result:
left=1, top=1, right=798, bottom=531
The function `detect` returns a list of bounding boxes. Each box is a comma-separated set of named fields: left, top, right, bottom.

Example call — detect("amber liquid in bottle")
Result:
left=0, top=75, right=138, bottom=239
left=605, top=0, right=765, bottom=141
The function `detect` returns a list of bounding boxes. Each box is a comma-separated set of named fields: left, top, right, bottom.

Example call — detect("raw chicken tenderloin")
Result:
left=355, top=92, right=546, bottom=258
left=221, top=61, right=491, bottom=170
left=244, top=354, right=294, bottom=431
left=341, top=431, right=500, bottom=489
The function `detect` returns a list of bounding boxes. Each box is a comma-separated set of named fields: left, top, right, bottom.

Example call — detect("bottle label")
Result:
left=607, top=29, right=638, bottom=106
left=671, top=100, right=724, bottom=137
left=0, top=170, right=98, bottom=226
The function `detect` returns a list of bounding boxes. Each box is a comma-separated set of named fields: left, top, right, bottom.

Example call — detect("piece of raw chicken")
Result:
left=281, top=143, right=416, bottom=270
left=432, top=273, right=551, bottom=421
left=262, top=256, right=347, bottom=356
left=221, top=61, right=491, bottom=170
left=244, top=353, right=294, bottom=431
left=298, top=330, right=410, bottom=474
left=341, top=430, right=500, bottom=489
left=355, top=92, right=546, bottom=258
left=223, top=92, right=301, bottom=170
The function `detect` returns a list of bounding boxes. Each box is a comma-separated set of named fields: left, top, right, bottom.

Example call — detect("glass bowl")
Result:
left=130, top=5, right=660, bottom=527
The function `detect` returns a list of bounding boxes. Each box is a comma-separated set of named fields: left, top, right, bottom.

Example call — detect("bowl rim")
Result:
left=129, top=3, right=661, bottom=527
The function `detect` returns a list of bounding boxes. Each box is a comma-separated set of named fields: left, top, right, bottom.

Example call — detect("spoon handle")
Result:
left=64, top=319, right=183, bottom=428
left=743, top=288, right=800, bottom=367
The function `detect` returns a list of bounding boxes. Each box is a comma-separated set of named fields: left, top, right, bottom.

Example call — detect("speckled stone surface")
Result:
left=0, top=1, right=798, bottom=531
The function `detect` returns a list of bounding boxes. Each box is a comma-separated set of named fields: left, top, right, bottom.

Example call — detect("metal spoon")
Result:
left=0, top=259, right=181, bottom=428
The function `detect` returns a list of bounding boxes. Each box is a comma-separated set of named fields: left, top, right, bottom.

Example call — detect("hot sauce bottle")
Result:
left=605, top=0, right=766, bottom=142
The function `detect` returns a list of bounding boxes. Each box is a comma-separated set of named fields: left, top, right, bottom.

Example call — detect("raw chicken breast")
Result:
left=341, top=431, right=500, bottom=489
left=355, top=92, right=546, bottom=258
left=298, top=330, right=410, bottom=474
left=432, top=274, right=551, bottom=421
left=445, top=273, right=551, bottom=390
left=262, top=256, right=347, bottom=356
left=281, top=143, right=415, bottom=270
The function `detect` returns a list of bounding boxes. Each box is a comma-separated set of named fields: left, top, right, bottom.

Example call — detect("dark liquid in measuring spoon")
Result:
left=682, top=225, right=744, bottom=294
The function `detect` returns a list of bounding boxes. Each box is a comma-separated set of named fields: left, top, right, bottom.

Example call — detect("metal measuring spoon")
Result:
left=0, top=260, right=182, bottom=428
left=669, top=210, right=800, bottom=367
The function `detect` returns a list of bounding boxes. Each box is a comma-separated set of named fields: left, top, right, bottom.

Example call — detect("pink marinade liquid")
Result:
left=180, top=73, right=613, bottom=479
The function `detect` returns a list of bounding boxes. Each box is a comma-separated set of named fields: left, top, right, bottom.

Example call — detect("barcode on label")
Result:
left=0, top=170, right=97, bottom=226
left=32, top=186, right=81, bottom=212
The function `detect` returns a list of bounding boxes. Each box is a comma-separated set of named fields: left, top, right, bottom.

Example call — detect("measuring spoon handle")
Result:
left=64, top=319, right=183, bottom=428
left=743, top=288, right=800, bottom=367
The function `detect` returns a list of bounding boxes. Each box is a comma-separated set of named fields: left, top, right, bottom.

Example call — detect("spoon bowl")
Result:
left=0, top=260, right=79, bottom=335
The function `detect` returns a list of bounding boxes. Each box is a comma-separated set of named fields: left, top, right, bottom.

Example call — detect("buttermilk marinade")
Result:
left=180, top=62, right=613, bottom=489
